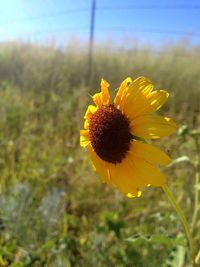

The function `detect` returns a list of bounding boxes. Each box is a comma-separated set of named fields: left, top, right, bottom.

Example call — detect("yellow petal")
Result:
left=146, top=90, right=169, bottom=113
left=88, top=144, right=112, bottom=185
left=120, top=77, right=154, bottom=116
left=128, top=155, right=166, bottom=186
left=109, top=159, right=141, bottom=197
left=87, top=141, right=166, bottom=196
left=92, top=92, right=103, bottom=107
left=130, top=115, right=176, bottom=139
left=126, top=90, right=169, bottom=119
left=80, top=130, right=90, bottom=147
left=128, top=76, right=153, bottom=95
left=114, top=77, right=132, bottom=108
left=130, top=140, right=171, bottom=166
left=84, top=105, right=97, bottom=120
left=84, top=105, right=97, bottom=129
left=84, top=119, right=89, bottom=129
left=92, top=79, right=110, bottom=107
left=101, top=79, right=110, bottom=105
left=108, top=147, right=166, bottom=196
left=127, top=191, right=142, bottom=198
left=130, top=76, right=153, bottom=94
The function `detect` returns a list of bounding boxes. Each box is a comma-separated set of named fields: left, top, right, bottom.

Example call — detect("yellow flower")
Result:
left=80, top=77, right=176, bottom=198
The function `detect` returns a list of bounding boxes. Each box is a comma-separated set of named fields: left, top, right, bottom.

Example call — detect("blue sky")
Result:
left=0, top=0, right=200, bottom=47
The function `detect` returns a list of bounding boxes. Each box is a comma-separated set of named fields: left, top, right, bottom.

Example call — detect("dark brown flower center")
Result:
left=89, top=105, right=132, bottom=163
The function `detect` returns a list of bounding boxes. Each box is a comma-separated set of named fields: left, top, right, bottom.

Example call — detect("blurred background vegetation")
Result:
left=0, top=41, right=199, bottom=266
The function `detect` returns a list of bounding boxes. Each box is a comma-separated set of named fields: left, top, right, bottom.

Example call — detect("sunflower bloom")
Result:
left=80, top=77, right=176, bottom=197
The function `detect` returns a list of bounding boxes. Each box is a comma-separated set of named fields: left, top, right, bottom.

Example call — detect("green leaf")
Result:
left=37, top=239, right=54, bottom=254
left=178, top=125, right=189, bottom=136
left=190, top=129, right=200, bottom=137
left=169, top=156, right=195, bottom=167
left=195, top=184, right=200, bottom=190
left=166, top=246, right=186, bottom=267
left=125, top=234, right=186, bottom=247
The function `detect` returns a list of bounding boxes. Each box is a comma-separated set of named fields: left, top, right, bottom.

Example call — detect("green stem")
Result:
left=191, top=138, right=200, bottom=231
left=191, top=171, right=200, bottom=230
left=162, top=184, right=195, bottom=266
left=195, top=250, right=200, bottom=264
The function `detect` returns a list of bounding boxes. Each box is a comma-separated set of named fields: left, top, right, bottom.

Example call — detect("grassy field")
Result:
left=0, top=41, right=200, bottom=267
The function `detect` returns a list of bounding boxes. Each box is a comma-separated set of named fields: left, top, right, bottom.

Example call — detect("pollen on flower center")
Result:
left=89, top=105, right=132, bottom=163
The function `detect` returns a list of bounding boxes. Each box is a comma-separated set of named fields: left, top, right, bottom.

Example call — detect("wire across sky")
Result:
left=0, top=0, right=200, bottom=45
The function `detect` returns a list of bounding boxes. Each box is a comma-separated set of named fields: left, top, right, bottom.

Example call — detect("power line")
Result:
left=1, top=5, right=200, bottom=44
left=97, top=5, right=200, bottom=10
left=98, top=27, right=200, bottom=37
left=21, top=26, right=200, bottom=38
left=1, top=4, right=200, bottom=25
left=25, top=26, right=89, bottom=36
left=33, top=25, right=200, bottom=36
left=1, top=8, right=89, bottom=25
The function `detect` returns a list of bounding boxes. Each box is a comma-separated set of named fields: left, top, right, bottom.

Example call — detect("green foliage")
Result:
left=126, top=234, right=186, bottom=247
left=0, top=41, right=200, bottom=266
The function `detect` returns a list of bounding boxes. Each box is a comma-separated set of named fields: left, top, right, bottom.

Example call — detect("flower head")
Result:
left=80, top=77, right=176, bottom=197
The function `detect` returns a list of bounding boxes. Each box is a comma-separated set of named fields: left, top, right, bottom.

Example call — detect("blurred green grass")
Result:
left=0, top=41, right=200, bottom=266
